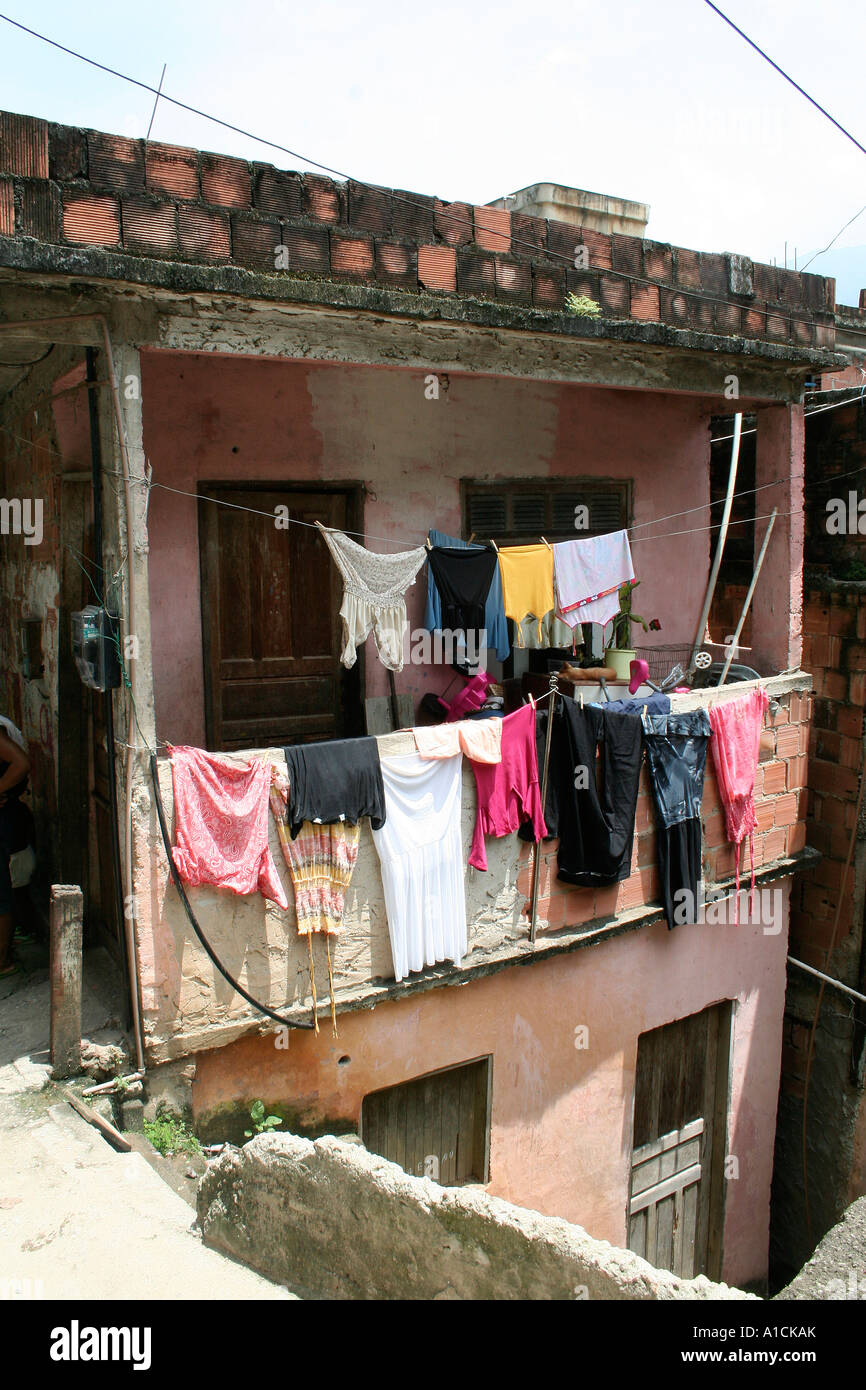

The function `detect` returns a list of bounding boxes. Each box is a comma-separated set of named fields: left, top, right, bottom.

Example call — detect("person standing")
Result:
left=0, top=716, right=31, bottom=976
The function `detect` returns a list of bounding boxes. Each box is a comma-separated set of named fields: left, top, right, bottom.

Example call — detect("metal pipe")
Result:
left=788, top=956, right=866, bottom=1006
left=529, top=673, right=558, bottom=943
left=85, top=346, right=131, bottom=1028
left=688, top=412, right=742, bottom=676
left=719, top=508, right=777, bottom=686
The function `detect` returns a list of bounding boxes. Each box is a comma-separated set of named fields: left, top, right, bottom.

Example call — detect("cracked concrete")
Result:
left=0, top=949, right=296, bottom=1301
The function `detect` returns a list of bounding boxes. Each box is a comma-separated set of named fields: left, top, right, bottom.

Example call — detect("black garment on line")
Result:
left=520, top=698, right=644, bottom=887
left=282, top=736, right=386, bottom=840
left=642, top=709, right=711, bottom=929
left=427, top=546, right=498, bottom=638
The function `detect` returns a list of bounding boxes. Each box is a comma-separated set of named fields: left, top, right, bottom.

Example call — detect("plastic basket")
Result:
left=631, top=644, right=693, bottom=684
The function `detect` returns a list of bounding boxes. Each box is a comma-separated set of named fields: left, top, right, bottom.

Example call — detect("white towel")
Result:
left=553, top=530, right=635, bottom=631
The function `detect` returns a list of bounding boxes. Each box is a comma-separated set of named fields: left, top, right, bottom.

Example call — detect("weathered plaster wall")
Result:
left=141, top=348, right=714, bottom=747
left=0, top=374, right=70, bottom=890
left=198, top=1132, right=756, bottom=1301
left=192, top=878, right=792, bottom=1293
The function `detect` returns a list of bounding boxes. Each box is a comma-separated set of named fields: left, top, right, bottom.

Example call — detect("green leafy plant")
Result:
left=606, top=581, right=651, bottom=651
left=143, top=1114, right=202, bottom=1157
left=565, top=292, right=602, bottom=318
left=244, top=1099, right=283, bottom=1138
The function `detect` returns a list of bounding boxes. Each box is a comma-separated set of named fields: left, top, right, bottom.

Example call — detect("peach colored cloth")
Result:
left=413, top=718, right=503, bottom=765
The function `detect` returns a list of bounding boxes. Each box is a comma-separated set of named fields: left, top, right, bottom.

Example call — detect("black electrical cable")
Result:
left=704, top=1, right=866, bottom=160
left=148, top=752, right=315, bottom=1031
left=0, top=344, right=54, bottom=368
left=85, top=345, right=132, bottom=1025
left=0, top=11, right=844, bottom=337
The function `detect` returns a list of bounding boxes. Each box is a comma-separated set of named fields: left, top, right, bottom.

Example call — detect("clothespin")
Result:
left=579, top=690, right=584, bottom=710
left=541, top=536, right=552, bottom=550
left=425, top=534, right=432, bottom=550
left=641, top=704, right=649, bottom=730
left=490, top=539, right=499, bottom=553
left=468, top=532, right=476, bottom=544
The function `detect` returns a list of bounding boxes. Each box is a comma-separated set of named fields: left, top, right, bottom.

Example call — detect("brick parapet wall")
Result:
left=0, top=110, right=835, bottom=350
left=517, top=688, right=810, bottom=934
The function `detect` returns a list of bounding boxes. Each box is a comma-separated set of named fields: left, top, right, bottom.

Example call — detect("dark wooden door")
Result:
left=361, top=1058, right=492, bottom=1186
left=628, top=1003, right=732, bottom=1279
left=199, top=486, right=360, bottom=750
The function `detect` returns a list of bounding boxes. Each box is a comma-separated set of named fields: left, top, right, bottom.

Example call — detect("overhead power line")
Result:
left=704, top=1, right=866, bottom=159
left=0, top=11, right=849, bottom=339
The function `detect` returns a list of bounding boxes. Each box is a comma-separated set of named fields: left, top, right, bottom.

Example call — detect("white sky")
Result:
left=2, top=0, right=865, bottom=298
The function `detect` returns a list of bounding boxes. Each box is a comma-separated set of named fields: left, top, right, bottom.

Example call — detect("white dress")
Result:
left=372, top=752, right=467, bottom=982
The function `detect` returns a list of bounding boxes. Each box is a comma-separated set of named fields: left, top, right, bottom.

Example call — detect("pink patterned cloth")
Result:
left=168, top=746, right=288, bottom=908
left=708, top=688, right=769, bottom=920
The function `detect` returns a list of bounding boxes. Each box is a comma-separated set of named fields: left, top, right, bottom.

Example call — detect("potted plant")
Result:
left=605, top=581, right=652, bottom=681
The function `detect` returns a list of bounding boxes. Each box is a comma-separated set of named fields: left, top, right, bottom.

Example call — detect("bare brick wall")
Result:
left=788, top=590, right=866, bottom=970
left=0, top=109, right=836, bottom=350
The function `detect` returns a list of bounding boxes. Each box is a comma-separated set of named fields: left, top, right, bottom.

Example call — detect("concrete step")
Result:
left=0, top=1099, right=296, bottom=1300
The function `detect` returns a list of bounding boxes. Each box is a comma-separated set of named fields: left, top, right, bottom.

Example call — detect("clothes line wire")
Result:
left=0, top=11, right=848, bottom=339
left=5, top=387, right=864, bottom=548
left=5, top=384, right=864, bottom=570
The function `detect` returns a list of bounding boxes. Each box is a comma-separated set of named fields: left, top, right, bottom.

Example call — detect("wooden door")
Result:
left=199, top=486, right=361, bottom=750
left=628, top=1003, right=732, bottom=1279
left=361, top=1058, right=492, bottom=1186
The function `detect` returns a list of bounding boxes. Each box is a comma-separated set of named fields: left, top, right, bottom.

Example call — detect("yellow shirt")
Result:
left=497, top=544, right=555, bottom=646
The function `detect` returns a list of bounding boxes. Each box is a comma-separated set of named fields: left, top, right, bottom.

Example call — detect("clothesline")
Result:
left=1, top=383, right=863, bottom=555
left=161, top=680, right=768, bottom=1029
left=142, top=479, right=797, bottom=553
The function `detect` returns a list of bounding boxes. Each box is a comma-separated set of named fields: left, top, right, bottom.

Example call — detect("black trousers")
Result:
left=657, top=818, right=703, bottom=930
left=523, top=700, right=643, bottom=888
left=643, top=712, right=711, bottom=929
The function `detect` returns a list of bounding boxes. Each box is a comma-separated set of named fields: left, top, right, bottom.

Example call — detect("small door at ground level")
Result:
left=361, top=1057, right=492, bottom=1186
left=628, top=1002, right=732, bottom=1280
left=199, top=485, right=362, bottom=750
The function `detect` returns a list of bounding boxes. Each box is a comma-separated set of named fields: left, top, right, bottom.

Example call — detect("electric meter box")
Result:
left=71, top=605, right=122, bottom=692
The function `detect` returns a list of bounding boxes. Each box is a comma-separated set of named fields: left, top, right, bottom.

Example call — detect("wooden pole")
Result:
left=50, top=884, right=83, bottom=1079
left=64, top=1088, right=132, bottom=1153
left=688, top=412, right=742, bottom=676
left=529, top=673, right=558, bottom=943
left=719, top=509, right=778, bottom=686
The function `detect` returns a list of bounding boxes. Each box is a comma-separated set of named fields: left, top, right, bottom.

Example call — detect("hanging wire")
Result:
left=0, top=11, right=851, bottom=340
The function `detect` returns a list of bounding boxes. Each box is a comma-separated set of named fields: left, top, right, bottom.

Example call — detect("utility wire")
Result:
left=704, top=1, right=866, bottom=159
left=2, top=386, right=865, bottom=551
left=800, top=202, right=866, bottom=274
left=0, top=11, right=846, bottom=338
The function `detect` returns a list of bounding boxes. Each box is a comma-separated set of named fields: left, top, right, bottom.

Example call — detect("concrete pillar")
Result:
left=751, top=403, right=805, bottom=674
left=50, top=884, right=83, bottom=1078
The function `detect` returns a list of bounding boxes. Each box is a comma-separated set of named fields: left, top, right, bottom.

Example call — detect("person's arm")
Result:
left=0, top=731, right=29, bottom=800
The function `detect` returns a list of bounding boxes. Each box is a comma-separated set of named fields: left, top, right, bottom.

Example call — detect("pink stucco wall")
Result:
left=192, top=885, right=792, bottom=1292
left=140, top=349, right=715, bottom=747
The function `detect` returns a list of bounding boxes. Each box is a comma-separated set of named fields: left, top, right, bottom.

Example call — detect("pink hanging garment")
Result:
left=468, top=702, right=547, bottom=871
left=708, top=688, right=769, bottom=921
left=168, top=745, right=288, bottom=908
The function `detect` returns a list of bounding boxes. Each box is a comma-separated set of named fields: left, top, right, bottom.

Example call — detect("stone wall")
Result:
left=197, top=1131, right=756, bottom=1301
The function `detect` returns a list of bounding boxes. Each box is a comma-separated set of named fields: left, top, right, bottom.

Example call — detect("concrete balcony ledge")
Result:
left=170, top=846, right=819, bottom=1058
